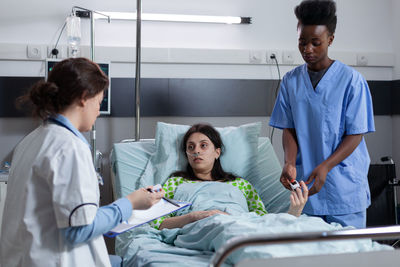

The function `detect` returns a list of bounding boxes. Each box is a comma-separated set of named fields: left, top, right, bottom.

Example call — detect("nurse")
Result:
left=269, top=0, right=374, bottom=228
left=0, top=58, right=164, bottom=267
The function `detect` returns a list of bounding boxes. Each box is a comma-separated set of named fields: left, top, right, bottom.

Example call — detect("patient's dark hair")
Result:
left=17, top=57, right=109, bottom=119
left=171, top=123, right=237, bottom=182
left=295, top=0, right=337, bottom=35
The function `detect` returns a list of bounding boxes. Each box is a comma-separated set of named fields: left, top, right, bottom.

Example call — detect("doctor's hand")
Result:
left=287, top=181, right=308, bottom=217
left=306, top=163, right=329, bottom=196
left=280, top=163, right=297, bottom=190
left=126, top=187, right=164, bottom=210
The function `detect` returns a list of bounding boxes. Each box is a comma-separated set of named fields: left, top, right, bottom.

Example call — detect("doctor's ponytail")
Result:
left=18, top=80, right=61, bottom=119
left=17, top=58, right=109, bottom=119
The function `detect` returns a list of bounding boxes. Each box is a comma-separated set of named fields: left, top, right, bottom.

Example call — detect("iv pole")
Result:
left=135, top=0, right=142, bottom=141
left=72, top=6, right=110, bottom=164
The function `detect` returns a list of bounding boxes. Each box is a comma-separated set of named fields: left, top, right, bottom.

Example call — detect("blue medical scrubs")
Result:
left=269, top=60, right=375, bottom=216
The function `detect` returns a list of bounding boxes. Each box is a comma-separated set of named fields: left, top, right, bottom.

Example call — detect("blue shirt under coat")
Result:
left=269, top=60, right=375, bottom=215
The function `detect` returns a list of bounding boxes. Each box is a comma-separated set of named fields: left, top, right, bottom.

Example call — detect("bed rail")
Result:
left=209, top=225, right=400, bottom=267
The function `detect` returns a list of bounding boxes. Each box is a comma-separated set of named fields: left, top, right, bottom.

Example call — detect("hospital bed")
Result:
left=110, top=122, right=400, bottom=266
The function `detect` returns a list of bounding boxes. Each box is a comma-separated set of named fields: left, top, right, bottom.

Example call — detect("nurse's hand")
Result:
left=287, top=181, right=308, bottom=217
left=280, top=163, right=297, bottom=190
left=306, top=163, right=329, bottom=196
left=126, top=187, right=164, bottom=210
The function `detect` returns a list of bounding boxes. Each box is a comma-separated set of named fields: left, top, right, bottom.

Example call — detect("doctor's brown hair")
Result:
left=17, top=57, right=109, bottom=119
left=171, top=123, right=237, bottom=182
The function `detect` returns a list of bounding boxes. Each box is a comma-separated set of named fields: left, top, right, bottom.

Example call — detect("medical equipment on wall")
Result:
left=45, top=59, right=111, bottom=115
left=70, top=6, right=110, bottom=164
left=66, top=14, right=81, bottom=58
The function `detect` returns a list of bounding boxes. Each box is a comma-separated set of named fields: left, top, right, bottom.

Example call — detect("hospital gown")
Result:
left=151, top=177, right=267, bottom=228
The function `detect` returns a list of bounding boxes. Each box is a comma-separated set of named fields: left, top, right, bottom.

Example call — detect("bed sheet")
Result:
left=116, top=181, right=392, bottom=266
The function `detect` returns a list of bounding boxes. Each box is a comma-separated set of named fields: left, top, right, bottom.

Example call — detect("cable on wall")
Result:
left=269, top=53, right=281, bottom=144
left=47, top=18, right=69, bottom=58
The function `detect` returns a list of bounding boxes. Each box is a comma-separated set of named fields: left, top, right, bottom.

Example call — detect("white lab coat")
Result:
left=0, top=123, right=111, bottom=267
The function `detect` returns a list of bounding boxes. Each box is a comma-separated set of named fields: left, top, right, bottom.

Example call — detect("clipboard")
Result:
left=105, top=199, right=191, bottom=237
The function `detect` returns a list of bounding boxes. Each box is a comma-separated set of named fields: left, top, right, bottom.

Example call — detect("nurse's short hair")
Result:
left=295, top=0, right=337, bottom=35
left=18, top=58, right=109, bottom=119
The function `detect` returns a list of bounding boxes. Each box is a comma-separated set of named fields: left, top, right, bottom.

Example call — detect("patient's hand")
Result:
left=190, top=210, right=229, bottom=222
left=126, top=187, right=164, bottom=210
left=287, top=181, right=308, bottom=217
left=159, top=209, right=229, bottom=230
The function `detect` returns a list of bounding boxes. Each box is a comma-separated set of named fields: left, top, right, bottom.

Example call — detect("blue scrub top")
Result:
left=269, top=60, right=375, bottom=215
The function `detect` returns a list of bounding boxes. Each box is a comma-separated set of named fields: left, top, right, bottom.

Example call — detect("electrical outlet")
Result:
left=27, top=45, right=42, bottom=59
left=249, top=50, right=263, bottom=64
left=282, top=51, right=295, bottom=64
left=266, top=50, right=279, bottom=64
left=47, top=45, right=67, bottom=58
left=356, top=54, right=368, bottom=66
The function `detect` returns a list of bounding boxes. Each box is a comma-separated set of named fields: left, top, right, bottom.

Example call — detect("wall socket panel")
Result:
left=356, top=54, right=368, bottom=66
left=249, top=50, right=263, bottom=64
left=266, top=50, right=279, bottom=64
left=282, top=51, right=295, bottom=64
left=27, top=45, right=43, bottom=59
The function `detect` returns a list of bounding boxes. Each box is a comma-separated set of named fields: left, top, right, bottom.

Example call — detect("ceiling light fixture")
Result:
left=76, top=11, right=251, bottom=24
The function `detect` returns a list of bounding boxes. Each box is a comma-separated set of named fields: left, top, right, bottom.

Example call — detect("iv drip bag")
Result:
left=66, top=14, right=81, bottom=58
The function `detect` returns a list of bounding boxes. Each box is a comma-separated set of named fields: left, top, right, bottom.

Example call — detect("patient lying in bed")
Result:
left=116, top=123, right=391, bottom=266
left=151, top=123, right=308, bottom=230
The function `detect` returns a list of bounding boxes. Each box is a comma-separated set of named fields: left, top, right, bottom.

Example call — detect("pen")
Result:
left=146, top=188, right=180, bottom=207
left=161, top=197, right=180, bottom=207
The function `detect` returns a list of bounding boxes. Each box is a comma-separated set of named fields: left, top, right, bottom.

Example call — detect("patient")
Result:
left=118, top=124, right=390, bottom=266
left=152, top=123, right=308, bottom=230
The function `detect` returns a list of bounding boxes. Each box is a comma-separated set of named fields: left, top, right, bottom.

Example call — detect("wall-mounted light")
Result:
left=76, top=11, right=251, bottom=24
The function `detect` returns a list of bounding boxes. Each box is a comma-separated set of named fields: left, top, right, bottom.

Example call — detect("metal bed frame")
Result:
left=209, top=225, right=400, bottom=267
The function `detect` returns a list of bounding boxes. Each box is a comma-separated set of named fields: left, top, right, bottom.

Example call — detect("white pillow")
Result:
left=138, top=122, right=261, bottom=187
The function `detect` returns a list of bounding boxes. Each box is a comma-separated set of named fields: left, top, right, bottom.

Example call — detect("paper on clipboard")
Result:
left=105, top=199, right=191, bottom=237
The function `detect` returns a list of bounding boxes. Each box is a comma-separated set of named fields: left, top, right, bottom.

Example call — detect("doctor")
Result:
left=269, top=0, right=374, bottom=228
left=0, top=57, right=164, bottom=267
